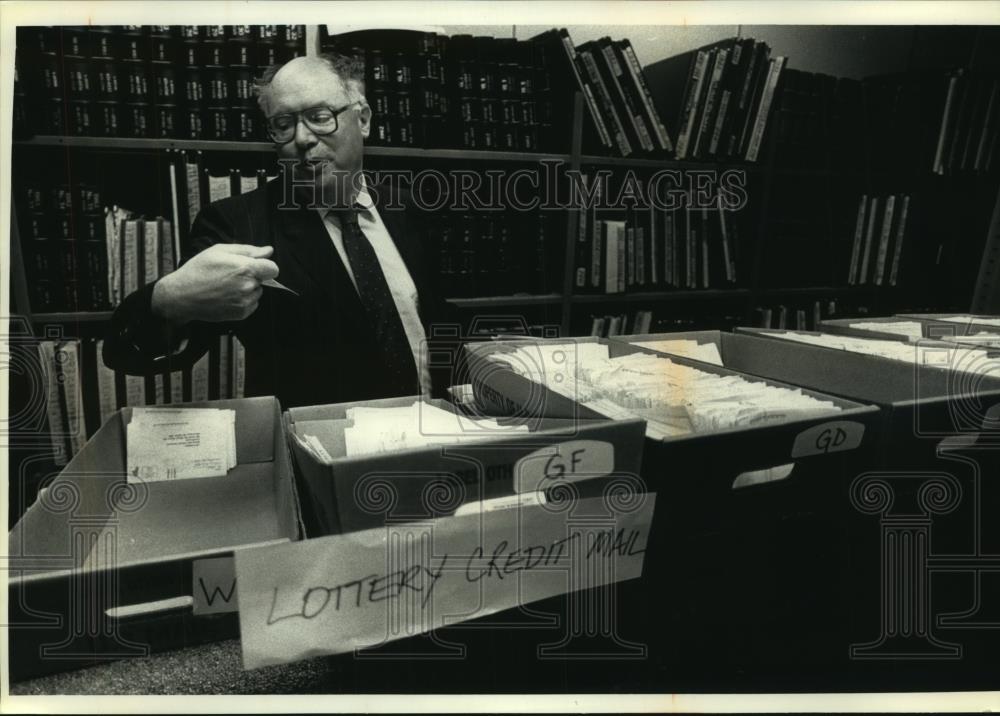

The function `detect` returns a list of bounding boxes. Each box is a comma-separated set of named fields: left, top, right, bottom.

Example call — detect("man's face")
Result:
left=262, top=57, right=371, bottom=207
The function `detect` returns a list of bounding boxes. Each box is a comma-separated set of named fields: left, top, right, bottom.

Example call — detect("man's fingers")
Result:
left=248, top=258, right=280, bottom=280
left=217, top=244, right=274, bottom=258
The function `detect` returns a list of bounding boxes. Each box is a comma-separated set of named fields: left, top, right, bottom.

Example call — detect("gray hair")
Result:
left=254, top=52, right=366, bottom=110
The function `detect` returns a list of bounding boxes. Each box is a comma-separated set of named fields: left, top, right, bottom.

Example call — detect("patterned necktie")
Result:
left=331, top=207, right=419, bottom=396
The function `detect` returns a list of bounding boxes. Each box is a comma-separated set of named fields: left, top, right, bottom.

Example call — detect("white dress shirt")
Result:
left=318, top=178, right=432, bottom=396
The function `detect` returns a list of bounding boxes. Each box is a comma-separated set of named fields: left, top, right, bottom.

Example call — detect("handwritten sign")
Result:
left=791, top=420, right=865, bottom=458
left=192, top=556, right=237, bottom=615
left=513, top=440, right=615, bottom=493
left=235, top=495, right=655, bottom=669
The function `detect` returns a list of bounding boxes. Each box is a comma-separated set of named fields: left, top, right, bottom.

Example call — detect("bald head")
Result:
left=256, top=53, right=365, bottom=116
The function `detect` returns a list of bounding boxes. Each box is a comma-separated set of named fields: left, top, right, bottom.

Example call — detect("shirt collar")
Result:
left=315, top=172, right=374, bottom=220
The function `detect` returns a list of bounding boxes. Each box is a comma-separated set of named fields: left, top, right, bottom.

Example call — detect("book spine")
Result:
left=560, top=32, right=612, bottom=149
left=142, top=217, right=160, bottom=286
left=191, top=352, right=210, bottom=402
left=169, top=152, right=183, bottom=267
left=240, top=172, right=258, bottom=194
left=700, top=208, right=710, bottom=288
left=38, top=342, right=68, bottom=465
left=233, top=336, right=246, bottom=399
left=591, top=217, right=603, bottom=290
left=170, top=369, right=185, bottom=404
left=122, top=218, right=140, bottom=297
left=847, top=194, right=867, bottom=285
left=207, top=170, right=232, bottom=203
left=575, top=201, right=588, bottom=290
left=616, top=224, right=626, bottom=292
left=746, top=56, right=786, bottom=162
left=60, top=341, right=86, bottom=451
left=184, top=151, right=202, bottom=227
left=709, top=89, right=732, bottom=157
left=219, top=334, right=231, bottom=399
left=604, top=221, right=616, bottom=293
left=888, top=194, right=911, bottom=286
left=664, top=210, right=673, bottom=288
left=636, top=225, right=646, bottom=287
left=601, top=42, right=654, bottom=152
left=717, top=203, right=735, bottom=283
left=874, top=194, right=897, bottom=286
left=624, top=226, right=634, bottom=288
left=160, top=218, right=176, bottom=275
left=154, top=374, right=166, bottom=405
left=736, top=44, right=772, bottom=158
left=693, top=47, right=729, bottom=158
left=934, top=74, right=959, bottom=175
left=95, top=338, right=118, bottom=427
left=728, top=41, right=763, bottom=156
left=649, top=207, right=659, bottom=286
left=676, top=50, right=710, bottom=159
left=104, top=207, right=119, bottom=306
left=578, top=49, right=632, bottom=156
left=619, top=40, right=673, bottom=152
left=125, top=374, right=146, bottom=407
left=859, top=196, right=880, bottom=285
left=974, top=79, right=999, bottom=172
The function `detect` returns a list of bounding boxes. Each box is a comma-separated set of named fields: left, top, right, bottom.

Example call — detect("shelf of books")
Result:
left=10, top=24, right=1000, bottom=474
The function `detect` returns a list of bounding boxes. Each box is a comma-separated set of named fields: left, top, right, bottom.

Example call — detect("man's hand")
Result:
left=151, top=244, right=280, bottom=325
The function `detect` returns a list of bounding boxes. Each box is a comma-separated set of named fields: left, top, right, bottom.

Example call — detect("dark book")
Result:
left=974, top=78, right=999, bottom=172
left=615, top=39, right=674, bottom=153
left=594, top=36, right=655, bottom=153
left=735, top=41, right=773, bottom=159
left=711, top=37, right=754, bottom=159
left=643, top=39, right=736, bottom=160
left=961, top=74, right=990, bottom=171
left=575, top=44, right=632, bottom=156
left=934, top=70, right=963, bottom=174
left=946, top=71, right=974, bottom=173
left=691, top=43, right=735, bottom=159
left=529, top=28, right=612, bottom=153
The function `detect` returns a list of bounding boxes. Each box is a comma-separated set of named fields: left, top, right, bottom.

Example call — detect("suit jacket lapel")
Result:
left=267, top=183, right=368, bottom=323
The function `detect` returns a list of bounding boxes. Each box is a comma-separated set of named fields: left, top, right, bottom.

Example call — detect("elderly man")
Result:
left=104, top=54, right=448, bottom=408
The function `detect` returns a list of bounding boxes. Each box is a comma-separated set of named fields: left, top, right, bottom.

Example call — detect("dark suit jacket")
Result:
left=104, top=177, right=454, bottom=409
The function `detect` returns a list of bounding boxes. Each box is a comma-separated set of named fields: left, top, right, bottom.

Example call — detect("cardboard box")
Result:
left=285, top=395, right=647, bottom=535
left=7, top=396, right=302, bottom=681
left=818, top=315, right=1000, bottom=345
left=731, top=328, right=1000, bottom=460
left=467, top=336, right=881, bottom=499
left=896, top=313, right=1000, bottom=344
left=469, top=335, right=883, bottom=662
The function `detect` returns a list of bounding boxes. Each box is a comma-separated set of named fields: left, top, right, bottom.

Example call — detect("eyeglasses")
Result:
left=265, top=102, right=358, bottom=144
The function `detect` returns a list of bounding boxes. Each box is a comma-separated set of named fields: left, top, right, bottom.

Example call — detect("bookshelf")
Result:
left=11, top=27, right=1000, bottom=333
left=9, top=23, right=1000, bottom=527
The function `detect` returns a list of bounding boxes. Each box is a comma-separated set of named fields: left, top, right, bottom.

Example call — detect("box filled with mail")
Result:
left=284, top=395, right=646, bottom=536
left=818, top=315, right=1000, bottom=346
left=732, top=327, right=1000, bottom=464
left=466, top=334, right=882, bottom=666
left=7, top=396, right=302, bottom=681
left=465, top=336, right=881, bottom=501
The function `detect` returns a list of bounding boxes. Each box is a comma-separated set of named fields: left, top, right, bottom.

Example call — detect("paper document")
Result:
left=297, top=400, right=530, bottom=462
left=262, top=278, right=299, bottom=296
left=127, top=407, right=237, bottom=483
left=493, top=344, right=841, bottom=439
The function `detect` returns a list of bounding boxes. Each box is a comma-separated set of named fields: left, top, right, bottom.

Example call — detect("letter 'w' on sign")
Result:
left=192, top=557, right=238, bottom=615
